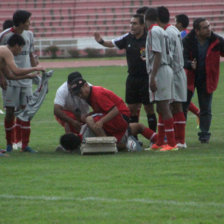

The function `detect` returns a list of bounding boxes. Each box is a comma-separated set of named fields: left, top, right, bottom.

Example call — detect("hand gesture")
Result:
left=0, top=76, right=7, bottom=90
left=150, top=77, right=157, bottom=92
left=94, top=32, right=102, bottom=43
left=191, top=58, right=197, bottom=70
left=35, top=66, right=45, bottom=72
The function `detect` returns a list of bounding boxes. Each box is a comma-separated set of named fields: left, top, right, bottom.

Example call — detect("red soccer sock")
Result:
left=156, top=114, right=165, bottom=146
left=189, top=102, right=200, bottom=117
left=173, top=112, right=186, bottom=144
left=164, top=118, right=176, bottom=147
left=142, top=127, right=157, bottom=143
left=4, top=118, right=15, bottom=145
left=14, top=118, right=22, bottom=143
left=20, top=120, right=31, bottom=149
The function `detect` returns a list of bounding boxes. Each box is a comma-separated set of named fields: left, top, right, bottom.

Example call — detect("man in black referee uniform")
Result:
left=94, top=14, right=157, bottom=132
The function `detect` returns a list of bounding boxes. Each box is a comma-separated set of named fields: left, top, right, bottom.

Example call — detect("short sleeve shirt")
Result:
left=165, top=25, right=184, bottom=72
left=146, top=25, right=171, bottom=75
left=54, top=82, right=89, bottom=115
left=89, top=86, right=130, bottom=117
left=0, top=28, right=34, bottom=87
left=112, top=32, right=148, bottom=78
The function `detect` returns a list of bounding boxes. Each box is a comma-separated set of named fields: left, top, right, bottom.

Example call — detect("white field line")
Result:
left=0, top=194, right=224, bottom=208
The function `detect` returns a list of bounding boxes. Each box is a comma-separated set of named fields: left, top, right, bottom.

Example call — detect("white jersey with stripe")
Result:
left=0, top=28, right=34, bottom=87
left=145, top=25, right=171, bottom=75
left=54, top=82, right=89, bottom=116
left=165, top=25, right=184, bottom=73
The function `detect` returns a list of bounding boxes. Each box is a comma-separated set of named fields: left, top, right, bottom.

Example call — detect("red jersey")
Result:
left=89, top=86, right=130, bottom=118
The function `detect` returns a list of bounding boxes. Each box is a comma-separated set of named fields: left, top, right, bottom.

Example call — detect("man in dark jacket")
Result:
left=182, top=17, right=224, bottom=143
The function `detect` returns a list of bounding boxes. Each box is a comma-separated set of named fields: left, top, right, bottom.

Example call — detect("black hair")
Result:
left=67, top=71, right=82, bottom=84
left=60, top=133, right=82, bottom=151
left=7, top=34, right=25, bottom=47
left=132, top=14, right=144, bottom=25
left=157, top=6, right=170, bottom=24
left=3, top=19, right=13, bottom=30
left=175, top=14, right=189, bottom=28
left=136, top=6, right=149, bottom=15
left=145, top=8, right=158, bottom=22
left=13, top=10, right=31, bottom=27
left=193, top=17, right=206, bottom=31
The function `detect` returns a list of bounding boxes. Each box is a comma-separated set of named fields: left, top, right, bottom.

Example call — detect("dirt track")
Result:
left=40, top=57, right=224, bottom=69
left=40, top=59, right=127, bottom=68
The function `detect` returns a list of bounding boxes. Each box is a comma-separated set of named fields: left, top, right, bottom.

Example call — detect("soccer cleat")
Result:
left=160, top=144, right=178, bottom=152
left=6, top=145, right=13, bottom=152
left=176, top=143, right=187, bottom=149
left=150, top=143, right=163, bottom=151
left=55, top=145, right=66, bottom=153
left=13, top=143, right=18, bottom=150
left=0, top=152, right=9, bottom=157
left=126, top=136, right=143, bottom=152
left=13, top=141, right=22, bottom=150
left=21, top=146, right=37, bottom=153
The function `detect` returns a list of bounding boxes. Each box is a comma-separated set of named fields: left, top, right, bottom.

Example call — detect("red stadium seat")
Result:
left=0, top=0, right=224, bottom=37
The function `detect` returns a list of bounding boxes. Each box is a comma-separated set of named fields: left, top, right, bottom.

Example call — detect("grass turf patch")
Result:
left=0, top=65, right=224, bottom=224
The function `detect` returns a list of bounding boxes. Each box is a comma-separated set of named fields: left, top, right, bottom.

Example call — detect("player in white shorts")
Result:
left=145, top=8, right=177, bottom=151
left=157, top=6, right=187, bottom=148
left=0, top=10, right=38, bottom=152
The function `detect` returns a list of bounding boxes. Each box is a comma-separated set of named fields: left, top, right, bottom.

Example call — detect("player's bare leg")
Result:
left=85, top=116, right=107, bottom=137
left=143, top=103, right=157, bottom=132
left=4, top=107, right=15, bottom=152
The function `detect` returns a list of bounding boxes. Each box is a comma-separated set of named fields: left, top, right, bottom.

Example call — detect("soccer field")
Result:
left=0, top=65, right=224, bottom=224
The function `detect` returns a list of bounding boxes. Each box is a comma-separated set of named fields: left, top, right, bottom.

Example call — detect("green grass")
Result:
left=39, top=56, right=125, bottom=62
left=0, top=65, right=224, bottom=224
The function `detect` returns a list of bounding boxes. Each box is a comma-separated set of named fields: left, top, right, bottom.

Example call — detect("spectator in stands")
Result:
left=182, top=17, right=224, bottom=143
left=175, top=13, right=200, bottom=126
left=0, top=10, right=39, bottom=152
left=2, top=20, right=13, bottom=31
left=94, top=14, right=157, bottom=134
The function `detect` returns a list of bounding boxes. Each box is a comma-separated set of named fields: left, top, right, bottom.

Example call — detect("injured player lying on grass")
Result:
left=56, top=113, right=157, bottom=153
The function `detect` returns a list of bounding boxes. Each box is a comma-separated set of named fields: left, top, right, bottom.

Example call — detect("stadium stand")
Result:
left=0, top=0, right=223, bottom=56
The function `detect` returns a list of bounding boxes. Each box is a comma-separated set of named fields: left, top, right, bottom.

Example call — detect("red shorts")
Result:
left=93, top=113, right=128, bottom=142
left=55, top=110, right=79, bottom=134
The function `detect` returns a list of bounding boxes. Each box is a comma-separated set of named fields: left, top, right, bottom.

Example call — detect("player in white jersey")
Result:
left=145, top=8, right=177, bottom=151
left=157, top=6, right=187, bottom=148
left=0, top=10, right=38, bottom=152
left=54, top=72, right=89, bottom=135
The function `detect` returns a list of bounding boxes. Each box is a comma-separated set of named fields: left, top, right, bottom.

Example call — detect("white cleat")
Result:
left=177, top=143, right=187, bottom=149
left=13, top=141, right=22, bottom=150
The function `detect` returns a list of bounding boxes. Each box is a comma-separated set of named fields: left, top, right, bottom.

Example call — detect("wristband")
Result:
left=98, top=39, right=105, bottom=44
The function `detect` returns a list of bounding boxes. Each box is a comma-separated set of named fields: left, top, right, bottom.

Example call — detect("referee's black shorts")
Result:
left=125, top=75, right=150, bottom=105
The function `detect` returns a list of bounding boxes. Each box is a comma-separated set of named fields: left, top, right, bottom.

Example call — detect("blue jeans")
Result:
left=183, top=82, right=212, bottom=142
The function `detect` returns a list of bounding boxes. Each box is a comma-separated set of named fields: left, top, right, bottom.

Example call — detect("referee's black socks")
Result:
left=130, top=115, right=139, bottom=123
left=147, top=113, right=157, bottom=132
